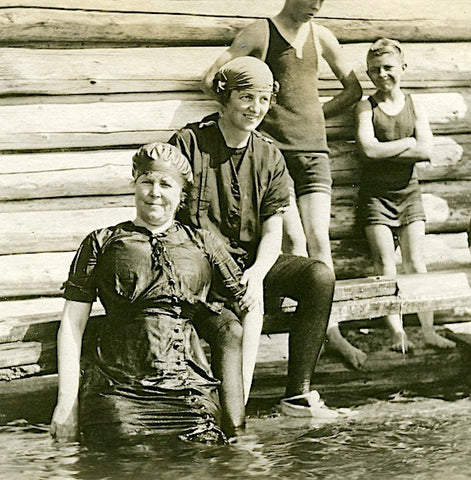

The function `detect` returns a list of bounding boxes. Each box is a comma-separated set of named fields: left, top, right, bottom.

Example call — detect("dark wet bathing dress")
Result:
left=63, top=221, right=243, bottom=444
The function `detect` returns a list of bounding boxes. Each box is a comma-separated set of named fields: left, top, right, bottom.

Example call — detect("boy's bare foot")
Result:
left=326, top=328, right=368, bottom=369
left=423, top=331, right=456, bottom=349
left=341, top=342, right=368, bottom=369
left=390, top=331, right=415, bottom=352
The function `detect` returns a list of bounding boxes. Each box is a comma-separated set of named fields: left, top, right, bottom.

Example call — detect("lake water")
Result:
left=1, top=393, right=470, bottom=480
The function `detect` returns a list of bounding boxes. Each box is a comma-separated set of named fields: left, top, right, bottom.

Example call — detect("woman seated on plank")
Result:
left=50, top=142, right=262, bottom=445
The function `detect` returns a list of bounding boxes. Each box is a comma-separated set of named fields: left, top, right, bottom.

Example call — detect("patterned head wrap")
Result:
left=213, top=56, right=279, bottom=96
left=132, top=142, right=193, bottom=184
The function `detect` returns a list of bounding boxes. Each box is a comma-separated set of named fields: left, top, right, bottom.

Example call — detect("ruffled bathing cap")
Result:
left=132, top=142, right=193, bottom=183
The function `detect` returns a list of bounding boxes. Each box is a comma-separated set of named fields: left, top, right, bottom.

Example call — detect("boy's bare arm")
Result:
left=201, top=20, right=267, bottom=97
left=318, top=25, right=362, bottom=119
left=407, top=99, right=433, bottom=161
left=355, top=100, right=417, bottom=162
left=355, top=100, right=432, bottom=164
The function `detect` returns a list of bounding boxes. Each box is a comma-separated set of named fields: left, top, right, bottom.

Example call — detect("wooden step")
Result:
left=445, top=322, right=471, bottom=347
left=2, top=273, right=468, bottom=345
left=0, top=277, right=397, bottom=343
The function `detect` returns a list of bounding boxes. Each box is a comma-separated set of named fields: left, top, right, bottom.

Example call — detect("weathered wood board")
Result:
left=1, top=1, right=470, bottom=46
left=0, top=91, right=468, bottom=151
left=0, top=179, right=469, bottom=254
left=1, top=135, right=470, bottom=204
left=0, top=43, right=469, bottom=95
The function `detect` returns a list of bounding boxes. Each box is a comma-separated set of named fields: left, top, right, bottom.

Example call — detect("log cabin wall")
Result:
left=0, top=0, right=470, bottom=302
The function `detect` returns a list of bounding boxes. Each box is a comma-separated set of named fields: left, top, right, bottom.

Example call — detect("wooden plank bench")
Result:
left=1, top=272, right=470, bottom=376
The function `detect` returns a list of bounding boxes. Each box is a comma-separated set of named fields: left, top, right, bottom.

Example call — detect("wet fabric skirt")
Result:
left=79, top=311, right=226, bottom=445
left=80, top=382, right=225, bottom=445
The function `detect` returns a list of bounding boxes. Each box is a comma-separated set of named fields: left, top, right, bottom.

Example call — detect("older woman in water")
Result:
left=50, top=142, right=257, bottom=445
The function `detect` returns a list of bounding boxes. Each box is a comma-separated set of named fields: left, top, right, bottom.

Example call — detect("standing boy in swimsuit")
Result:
left=355, top=39, right=456, bottom=352
left=202, top=0, right=366, bottom=368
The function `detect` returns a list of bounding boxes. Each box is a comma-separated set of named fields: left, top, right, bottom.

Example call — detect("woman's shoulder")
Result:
left=82, top=221, right=137, bottom=247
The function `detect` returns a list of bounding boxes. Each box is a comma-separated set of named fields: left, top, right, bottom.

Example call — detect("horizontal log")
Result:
left=0, top=364, right=41, bottom=381
left=0, top=91, right=469, bottom=151
left=0, top=277, right=398, bottom=343
left=332, top=233, right=471, bottom=280
left=2, top=177, right=470, bottom=253
left=1, top=43, right=470, bottom=95
left=0, top=373, right=58, bottom=426
left=0, top=162, right=134, bottom=201
left=0, top=251, right=75, bottom=297
left=331, top=180, right=471, bottom=238
left=0, top=195, right=134, bottom=213
left=0, top=207, right=133, bottom=254
left=1, top=1, right=470, bottom=46
left=1, top=135, right=470, bottom=203
left=3, top=1, right=469, bottom=20
left=1, top=235, right=470, bottom=298
left=0, top=342, right=42, bottom=368
left=3, top=274, right=469, bottom=353
left=332, top=135, right=471, bottom=185
left=0, top=297, right=104, bottom=343
left=0, top=278, right=397, bottom=324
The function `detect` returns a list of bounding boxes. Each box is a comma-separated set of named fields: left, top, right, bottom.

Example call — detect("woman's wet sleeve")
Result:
left=197, top=229, right=245, bottom=301
left=62, top=232, right=100, bottom=303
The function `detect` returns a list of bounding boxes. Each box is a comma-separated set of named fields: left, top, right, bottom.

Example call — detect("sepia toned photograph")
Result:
left=0, top=1, right=470, bottom=478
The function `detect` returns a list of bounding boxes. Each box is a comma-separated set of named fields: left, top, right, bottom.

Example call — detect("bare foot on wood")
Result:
left=326, top=328, right=368, bottom=369
left=423, top=331, right=456, bottom=349
left=390, top=331, right=415, bottom=353
left=341, top=343, right=368, bottom=370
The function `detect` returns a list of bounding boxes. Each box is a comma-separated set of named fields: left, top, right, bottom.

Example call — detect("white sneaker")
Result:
left=280, top=390, right=340, bottom=419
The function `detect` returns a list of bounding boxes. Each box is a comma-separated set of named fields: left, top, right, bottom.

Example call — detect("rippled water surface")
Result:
left=1, top=395, right=470, bottom=480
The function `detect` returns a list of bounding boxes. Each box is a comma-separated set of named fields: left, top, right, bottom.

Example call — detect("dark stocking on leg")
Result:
left=209, top=314, right=245, bottom=437
left=285, top=261, right=335, bottom=398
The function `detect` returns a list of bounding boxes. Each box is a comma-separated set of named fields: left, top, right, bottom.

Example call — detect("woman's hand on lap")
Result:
left=239, top=268, right=264, bottom=314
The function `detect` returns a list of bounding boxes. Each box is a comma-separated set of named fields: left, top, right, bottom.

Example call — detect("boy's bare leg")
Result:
left=282, top=193, right=309, bottom=257
left=417, top=311, right=456, bottom=348
left=296, top=192, right=368, bottom=368
left=297, top=192, right=333, bottom=270
left=386, top=313, right=415, bottom=352
left=366, top=224, right=414, bottom=352
left=399, top=222, right=456, bottom=349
